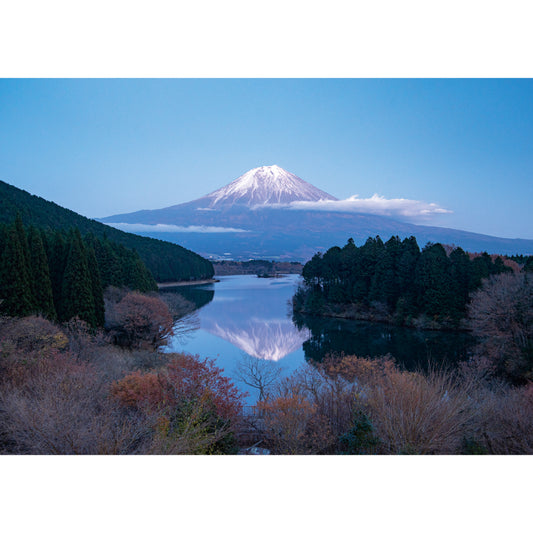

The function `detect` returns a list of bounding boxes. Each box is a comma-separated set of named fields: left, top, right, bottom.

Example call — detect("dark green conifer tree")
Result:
left=47, top=230, right=68, bottom=316
left=414, top=243, right=454, bottom=320
left=342, top=240, right=363, bottom=302
left=14, top=213, right=36, bottom=309
left=369, top=236, right=401, bottom=311
left=14, top=213, right=31, bottom=271
left=356, top=237, right=384, bottom=304
left=60, top=229, right=97, bottom=327
left=0, top=223, right=7, bottom=256
left=86, top=245, right=105, bottom=327
left=322, top=246, right=343, bottom=302
left=470, top=253, right=492, bottom=290
left=93, top=236, right=124, bottom=287
left=0, top=223, right=34, bottom=316
left=122, top=249, right=158, bottom=292
left=27, top=226, right=57, bottom=320
left=302, top=252, right=324, bottom=286
left=448, top=247, right=472, bottom=323
left=491, top=256, right=511, bottom=275
left=395, top=236, right=420, bottom=319
left=88, top=233, right=157, bottom=292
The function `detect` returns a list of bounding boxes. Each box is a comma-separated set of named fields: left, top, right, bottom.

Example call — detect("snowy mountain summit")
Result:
left=204, top=165, right=337, bottom=207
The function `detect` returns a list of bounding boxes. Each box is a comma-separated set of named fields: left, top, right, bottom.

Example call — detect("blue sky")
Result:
left=1, top=78, right=532, bottom=239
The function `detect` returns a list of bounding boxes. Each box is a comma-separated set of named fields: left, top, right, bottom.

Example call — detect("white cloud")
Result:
left=105, top=223, right=250, bottom=233
left=260, top=194, right=452, bottom=219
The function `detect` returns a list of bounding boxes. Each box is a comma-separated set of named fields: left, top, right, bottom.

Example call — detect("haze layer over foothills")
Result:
left=1, top=78, right=533, bottom=456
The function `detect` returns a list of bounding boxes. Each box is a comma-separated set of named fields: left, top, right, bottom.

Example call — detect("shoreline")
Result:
left=157, top=278, right=219, bottom=289
left=293, top=308, right=472, bottom=333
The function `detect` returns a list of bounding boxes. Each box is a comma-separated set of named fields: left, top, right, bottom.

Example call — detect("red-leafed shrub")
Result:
left=111, top=354, right=246, bottom=453
left=112, top=354, right=246, bottom=423
left=164, top=355, right=246, bottom=422
left=110, top=370, right=166, bottom=408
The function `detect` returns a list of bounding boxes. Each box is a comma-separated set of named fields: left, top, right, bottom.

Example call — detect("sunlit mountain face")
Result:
left=204, top=317, right=311, bottom=361
left=101, top=165, right=533, bottom=260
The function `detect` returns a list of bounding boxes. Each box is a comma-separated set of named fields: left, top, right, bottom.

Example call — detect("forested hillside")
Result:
left=0, top=180, right=213, bottom=282
left=294, top=236, right=515, bottom=329
left=0, top=215, right=159, bottom=327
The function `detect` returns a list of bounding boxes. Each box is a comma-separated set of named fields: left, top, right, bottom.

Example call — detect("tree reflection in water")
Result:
left=159, top=284, right=215, bottom=345
left=292, top=313, right=476, bottom=371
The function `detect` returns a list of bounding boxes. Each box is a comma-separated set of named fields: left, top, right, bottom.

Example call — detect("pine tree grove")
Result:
left=296, top=235, right=514, bottom=328
left=0, top=219, right=160, bottom=326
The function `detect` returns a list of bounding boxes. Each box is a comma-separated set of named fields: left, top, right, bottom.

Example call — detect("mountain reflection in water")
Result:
left=166, top=275, right=310, bottom=361
left=206, top=317, right=310, bottom=361
left=164, top=275, right=475, bottom=402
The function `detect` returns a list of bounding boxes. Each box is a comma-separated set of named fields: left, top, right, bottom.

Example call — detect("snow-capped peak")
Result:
left=207, top=318, right=311, bottom=361
left=204, top=165, right=337, bottom=207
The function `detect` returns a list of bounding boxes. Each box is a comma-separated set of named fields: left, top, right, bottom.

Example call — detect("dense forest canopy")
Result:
left=0, top=180, right=214, bottom=282
left=0, top=216, right=158, bottom=327
left=294, top=236, right=517, bottom=329
left=507, top=254, right=533, bottom=271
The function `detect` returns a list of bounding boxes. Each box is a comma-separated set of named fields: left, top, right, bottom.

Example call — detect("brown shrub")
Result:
left=106, top=291, right=174, bottom=349
left=289, top=356, right=372, bottom=437
left=259, top=355, right=475, bottom=454
left=62, top=317, right=106, bottom=360
left=255, top=356, right=385, bottom=454
left=0, top=351, right=151, bottom=454
left=316, top=355, right=475, bottom=454
left=258, top=387, right=335, bottom=455
left=0, top=315, right=249, bottom=454
left=468, top=272, right=533, bottom=383
left=363, top=367, right=474, bottom=454
left=0, top=315, right=67, bottom=356
left=467, top=382, right=533, bottom=454
left=0, top=316, right=69, bottom=386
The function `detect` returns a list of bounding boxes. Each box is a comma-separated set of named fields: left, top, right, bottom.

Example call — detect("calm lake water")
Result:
left=164, top=274, right=475, bottom=403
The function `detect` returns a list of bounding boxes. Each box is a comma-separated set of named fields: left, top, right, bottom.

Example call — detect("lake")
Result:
left=164, top=274, right=475, bottom=403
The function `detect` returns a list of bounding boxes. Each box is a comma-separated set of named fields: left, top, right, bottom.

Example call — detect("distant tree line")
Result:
left=0, top=179, right=214, bottom=282
left=0, top=215, right=157, bottom=327
left=212, top=259, right=302, bottom=276
left=506, top=254, right=533, bottom=272
left=294, top=236, right=514, bottom=328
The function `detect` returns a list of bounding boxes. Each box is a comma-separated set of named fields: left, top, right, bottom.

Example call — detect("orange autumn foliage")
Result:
left=258, top=390, right=335, bottom=454
left=111, top=353, right=246, bottom=424
left=110, top=370, right=166, bottom=408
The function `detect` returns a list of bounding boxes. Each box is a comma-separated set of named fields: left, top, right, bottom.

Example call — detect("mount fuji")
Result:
left=203, top=164, right=337, bottom=207
left=101, top=165, right=533, bottom=261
